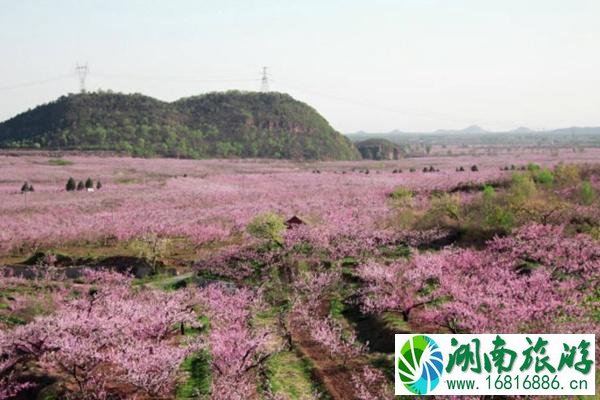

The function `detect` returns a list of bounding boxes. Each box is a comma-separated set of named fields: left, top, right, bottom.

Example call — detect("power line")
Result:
left=271, top=78, right=464, bottom=123
left=272, top=78, right=516, bottom=127
left=0, top=73, right=73, bottom=91
left=0, top=67, right=516, bottom=128
left=91, top=71, right=260, bottom=84
left=0, top=70, right=260, bottom=93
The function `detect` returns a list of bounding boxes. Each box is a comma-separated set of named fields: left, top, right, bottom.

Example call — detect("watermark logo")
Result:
left=397, top=335, right=444, bottom=394
left=395, top=334, right=595, bottom=396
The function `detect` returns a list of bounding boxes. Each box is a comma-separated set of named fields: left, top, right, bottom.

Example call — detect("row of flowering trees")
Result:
left=2, top=230, right=598, bottom=399
left=191, top=217, right=600, bottom=398
left=3, top=221, right=597, bottom=399
left=0, top=271, right=202, bottom=399
left=290, top=270, right=393, bottom=399
left=0, top=155, right=508, bottom=254
left=196, top=283, right=274, bottom=399
left=2, top=156, right=599, bottom=398
left=0, top=270, right=287, bottom=400
left=357, top=224, right=599, bottom=335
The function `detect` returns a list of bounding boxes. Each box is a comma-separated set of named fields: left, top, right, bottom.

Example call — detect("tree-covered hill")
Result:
left=0, top=91, right=360, bottom=160
left=355, top=138, right=405, bottom=160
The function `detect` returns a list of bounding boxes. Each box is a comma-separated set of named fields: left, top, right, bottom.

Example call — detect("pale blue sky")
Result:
left=1, top=0, right=598, bottom=132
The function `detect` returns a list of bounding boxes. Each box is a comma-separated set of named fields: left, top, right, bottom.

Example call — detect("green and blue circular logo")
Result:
left=397, top=335, right=444, bottom=394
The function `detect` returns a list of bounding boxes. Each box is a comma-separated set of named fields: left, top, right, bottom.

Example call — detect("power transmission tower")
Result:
left=75, top=62, right=89, bottom=93
left=260, top=66, right=270, bottom=92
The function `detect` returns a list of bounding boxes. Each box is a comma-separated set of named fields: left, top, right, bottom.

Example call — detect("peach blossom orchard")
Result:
left=0, top=155, right=513, bottom=253
left=0, top=152, right=599, bottom=399
left=3, top=151, right=599, bottom=253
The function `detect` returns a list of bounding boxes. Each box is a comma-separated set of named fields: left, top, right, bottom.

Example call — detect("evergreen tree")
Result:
left=96, top=181, right=102, bottom=190
left=77, top=181, right=85, bottom=191
left=66, top=177, right=76, bottom=191
left=28, top=184, right=34, bottom=192
left=471, top=165, right=479, bottom=172
left=21, top=182, right=30, bottom=193
left=85, top=177, right=94, bottom=189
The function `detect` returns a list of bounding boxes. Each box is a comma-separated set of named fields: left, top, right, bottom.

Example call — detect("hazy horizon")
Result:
left=346, top=125, right=600, bottom=134
left=1, top=0, right=599, bottom=133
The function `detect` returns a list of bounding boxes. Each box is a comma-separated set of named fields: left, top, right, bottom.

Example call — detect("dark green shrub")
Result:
left=581, top=181, right=596, bottom=205
left=247, top=212, right=286, bottom=245
left=66, top=177, right=76, bottom=191
left=534, top=168, right=554, bottom=187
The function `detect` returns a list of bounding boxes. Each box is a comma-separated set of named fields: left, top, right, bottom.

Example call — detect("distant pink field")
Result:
left=1, top=150, right=599, bottom=253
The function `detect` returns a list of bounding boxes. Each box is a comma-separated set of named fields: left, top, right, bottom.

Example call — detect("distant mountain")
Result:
left=433, top=125, right=488, bottom=135
left=460, top=125, right=488, bottom=134
left=345, top=126, right=600, bottom=140
left=0, top=91, right=361, bottom=160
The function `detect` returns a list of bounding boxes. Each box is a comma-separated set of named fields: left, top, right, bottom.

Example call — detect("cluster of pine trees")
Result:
left=65, top=177, right=102, bottom=192
left=20, top=182, right=34, bottom=193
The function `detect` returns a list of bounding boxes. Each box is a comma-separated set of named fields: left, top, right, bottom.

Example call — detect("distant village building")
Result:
left=285, top=215, right=305, bottom=229
left=87, top=188, right=95, bottom=192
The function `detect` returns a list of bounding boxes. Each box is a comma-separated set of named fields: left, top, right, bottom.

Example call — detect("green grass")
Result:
left=176, top=351, right=212, bottom=399
left=131, top=273, right=172, bottom=286
left=381, top=312, right=411, bottom=332
left=0, top=314, right=26, bottom=326
left=254, top=307, right=322, bottom=399
left=177, top=310, right=211, bottom=399
left=255, top=306, right=279, bottom=321
left=265, top=351, right=318, bottom=399
left=47, top=158, right=74, bottom=166
left=116, top=177, right=139, bottom=184
left=379, top=244, right=411, bottom=259
left=329, top=298, right=344, bottom=319
left=23, top=236, right=199, bottom=268
left=143, top=272, right=195, bottom=291
left=583, top=287, right=600, bottom=322
left=0, top=288, right=18, bottom=297
left=340, top=256, right=359, bottom=267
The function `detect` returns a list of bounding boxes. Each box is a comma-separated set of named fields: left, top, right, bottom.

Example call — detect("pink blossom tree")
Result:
left=1, top=270, right=201, bottom=399
left=196, top=283, right=275, bottom=399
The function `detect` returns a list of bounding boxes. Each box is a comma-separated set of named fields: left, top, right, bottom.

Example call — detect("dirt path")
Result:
left=288, top=298, right=366, bottom=400
left=290, top=319, right=359, bottom=400
left=288, top=302, right=447, bottom=400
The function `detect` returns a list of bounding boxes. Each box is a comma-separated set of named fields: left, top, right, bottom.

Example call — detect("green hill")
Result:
left=0, top=91, right=360, bottom=160
left=356, top=138, right=405, bottom=160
